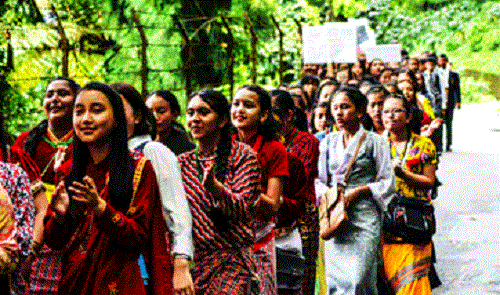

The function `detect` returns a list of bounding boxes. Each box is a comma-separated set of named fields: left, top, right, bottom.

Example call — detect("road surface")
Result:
left=432, top=101, right=500, bottom=294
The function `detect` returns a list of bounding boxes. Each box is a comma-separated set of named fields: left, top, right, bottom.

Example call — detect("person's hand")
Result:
left=441, top=109, right=446, bottom=117
left=420, top=124, right=431, bottom=137
left=255, top=193, right=277, bottom=220
left=202, top=163, right=224, bottom=196
left=173, top=258, right=195, bottom=295
left=202, top=162, right=216, bottom=190
left=53, top=146, right=68, bottom=172
left=456, top=102, right=461, bottom=110
left=428, top=118, right=443, bottom=133
left=68, top=176, right=106, bottom=215
left=50, top=181, right=69, bottom=218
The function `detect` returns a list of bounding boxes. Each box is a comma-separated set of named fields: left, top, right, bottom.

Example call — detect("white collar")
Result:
left=335, top=126, right=366, bottom=156
left=127, top=134, right=153, bottom=151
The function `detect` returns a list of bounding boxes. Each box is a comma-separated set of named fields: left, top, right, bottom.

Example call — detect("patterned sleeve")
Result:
left=419, top=136, right=438, bottom=166
left=9, top=146, right=45, bottom=196
left=213, top=142, right=261, bottom=224
left=302, top=135, right=320, bottom=186
left=1, top=164, right=34, bottom=259
left=0, top=184, right=19, bottom=274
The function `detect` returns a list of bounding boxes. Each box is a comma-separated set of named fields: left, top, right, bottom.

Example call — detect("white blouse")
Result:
left=128, top=135, right=193, bottom=258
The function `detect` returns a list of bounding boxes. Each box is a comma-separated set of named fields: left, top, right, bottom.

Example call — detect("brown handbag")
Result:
left=319, top=131, right=367, bottom=240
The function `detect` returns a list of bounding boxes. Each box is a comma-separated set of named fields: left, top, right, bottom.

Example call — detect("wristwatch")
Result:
left=173, top=253, right=192, bottom=261
left=173, top=253, right=195, bottom=269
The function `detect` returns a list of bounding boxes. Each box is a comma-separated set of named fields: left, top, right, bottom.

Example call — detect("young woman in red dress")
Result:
left=177, top=89, right=261, bottom=294
left=13, top=77, right=80, bottom=294
left=44, top=82, right=170, bottom=295
left=270, top=89, right=320, bottom=295
left=231, top=85, right=289, bottom=295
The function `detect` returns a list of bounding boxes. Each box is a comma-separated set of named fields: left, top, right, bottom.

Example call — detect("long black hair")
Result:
left=147, top=90, right=181, bottom=115
left=23, top=77, right=80, bottom=158
left=235, top=85, right=279, bottom=141
left=109, top=83, right=156, bottom=138
left=189, top=89, right=231, bottom=183
left=269, top=89, right=308, bottom=131
left=66, top=82, right=133, bottom=215
left=0, top=115, right=10, bottom=162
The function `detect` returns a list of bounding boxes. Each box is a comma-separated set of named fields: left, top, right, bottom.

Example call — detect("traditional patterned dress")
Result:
left=178, top=141, right=261, bottom=295
left=284, top=127, right=320, bottom=295
left=44, top=153, right=170, bottom=295
left=14, top=129, right=73, bottom=294
left=315, top=127, right=395, bottom=295
left=381, top=132, right=437, bottom=294
left=3, top=146, right=45, bottom=198
left=0, top=161, right=34, bottom=294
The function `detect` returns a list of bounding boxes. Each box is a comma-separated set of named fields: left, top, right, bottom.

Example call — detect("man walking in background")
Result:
left=438, top=54, right=461, bottom=152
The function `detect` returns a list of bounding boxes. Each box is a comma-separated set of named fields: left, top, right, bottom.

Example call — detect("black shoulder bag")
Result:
left=383, top=138, right=436, bottom=244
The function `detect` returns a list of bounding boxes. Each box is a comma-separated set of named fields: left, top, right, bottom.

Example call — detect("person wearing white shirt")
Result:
left=111, top=83, right=194, bottom=295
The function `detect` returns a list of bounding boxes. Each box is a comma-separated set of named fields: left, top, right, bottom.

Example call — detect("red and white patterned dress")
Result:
left=178, top=141, right=261, bottom=294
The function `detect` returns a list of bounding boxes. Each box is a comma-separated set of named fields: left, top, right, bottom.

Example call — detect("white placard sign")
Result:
left=348, top=18, right=376, bottom=53
left=365, top=44, right=402, bottom=63
left=302, top=23, right=358, bottom=64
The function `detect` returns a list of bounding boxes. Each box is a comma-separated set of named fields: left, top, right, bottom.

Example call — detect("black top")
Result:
left=162, top=122, right=196, bottom=156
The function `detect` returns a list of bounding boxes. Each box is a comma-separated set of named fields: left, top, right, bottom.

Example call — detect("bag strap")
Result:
left=326, top=135, right=331, bottom=185
left=342, top=131, right=368, bottom=185
left=127, top=156, right=148, bottom=215
left=135, top=141, right=149, bottom=154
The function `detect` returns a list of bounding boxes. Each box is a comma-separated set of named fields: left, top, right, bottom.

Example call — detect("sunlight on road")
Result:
left=452, top=101, right=500, bottom=154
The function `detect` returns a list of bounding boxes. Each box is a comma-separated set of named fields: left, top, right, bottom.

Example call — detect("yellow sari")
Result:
left=382, top=133, right=437, bottom=294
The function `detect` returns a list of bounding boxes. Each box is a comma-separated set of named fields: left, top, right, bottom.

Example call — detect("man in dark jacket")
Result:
left=438, top=54, right=461, bottom=152
left=423, top=54, right=443, bottom=153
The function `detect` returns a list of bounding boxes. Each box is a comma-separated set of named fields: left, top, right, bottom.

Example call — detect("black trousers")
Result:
left=444, top=106, right=455, bottom=150
left=430, top=122, right=443, bottom=153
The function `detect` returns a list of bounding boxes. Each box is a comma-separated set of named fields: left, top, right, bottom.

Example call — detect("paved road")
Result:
left=431, top=101, right=500, bottom=294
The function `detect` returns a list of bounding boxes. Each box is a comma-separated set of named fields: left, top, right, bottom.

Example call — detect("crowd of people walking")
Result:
left=0, top=49, right=460, bottom=295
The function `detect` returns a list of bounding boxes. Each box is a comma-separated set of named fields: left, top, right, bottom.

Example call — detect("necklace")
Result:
left=286, top=129, right=299, bottom=152
left=44, top=129, right=73, bottom=148
left=390, top=137, right=413, bottom=166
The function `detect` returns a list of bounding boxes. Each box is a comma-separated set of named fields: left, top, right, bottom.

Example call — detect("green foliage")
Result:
left=460, top=76, right=496, bottom=104
left=362, top=0, right=500, bottom=100
left=1, top=0, right=44, bottom=24
left=359, top=0, right=481, bottom=52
